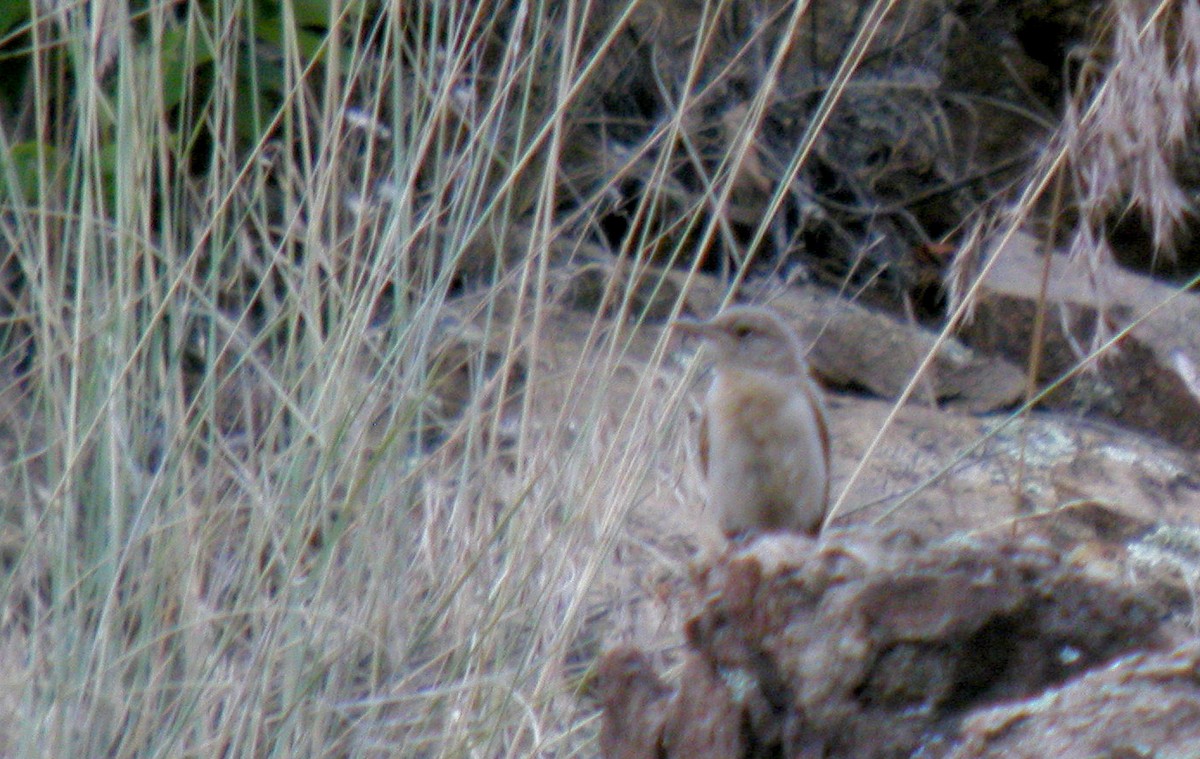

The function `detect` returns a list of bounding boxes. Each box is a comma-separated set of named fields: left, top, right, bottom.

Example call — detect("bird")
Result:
left=674, top=305, right=831, bottom=538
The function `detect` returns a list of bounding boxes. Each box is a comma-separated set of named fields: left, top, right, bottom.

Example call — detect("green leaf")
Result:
left=0, top=142, right=57, bottom=203
left=159, top=25, right=216, bottom=113
left=291, top=0, right=331, bottom=29
left=255, top=17, right=328, bottom=61
left=0, top=0, right=29, bottom=38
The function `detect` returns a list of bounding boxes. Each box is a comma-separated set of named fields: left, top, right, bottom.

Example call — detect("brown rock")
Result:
left=951, top=643, right=1200, bottom=759
left=662, top=655, right=746, bottom=759
left=595, top=646, right=671, bottom=759
left=597, top=527, right=1183, bottom=758
left=961, top=231, right=1200, bottom=450
left=737, top=282, right=1026, bottom=413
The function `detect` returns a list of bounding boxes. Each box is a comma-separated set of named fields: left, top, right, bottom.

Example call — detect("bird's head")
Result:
left=673, top=306, right=807, bottom=377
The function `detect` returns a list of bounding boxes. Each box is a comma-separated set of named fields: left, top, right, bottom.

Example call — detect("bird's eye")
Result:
left=733, top=325, right=753, bottom=339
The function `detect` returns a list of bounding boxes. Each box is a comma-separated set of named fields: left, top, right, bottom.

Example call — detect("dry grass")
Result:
left=0, top=0, right=1196, bottom=756
left=0, top=1, right=709, bottom=755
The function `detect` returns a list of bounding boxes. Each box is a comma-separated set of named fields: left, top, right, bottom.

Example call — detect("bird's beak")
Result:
left=670, top=317, right=716, bottom=340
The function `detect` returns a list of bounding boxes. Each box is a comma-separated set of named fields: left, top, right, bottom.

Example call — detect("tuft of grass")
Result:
left=0, top=1, right=712, bottom=755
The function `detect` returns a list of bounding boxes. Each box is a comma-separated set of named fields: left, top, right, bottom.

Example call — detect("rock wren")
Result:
left=675, top=306, right=831, bottom=538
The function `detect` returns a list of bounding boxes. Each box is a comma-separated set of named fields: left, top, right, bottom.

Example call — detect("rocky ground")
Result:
left=572, top=244, right=1200, bottom=757
left=596, top=527, right=1200, bottom=758
left=407, top=2, right=1200, bottom=753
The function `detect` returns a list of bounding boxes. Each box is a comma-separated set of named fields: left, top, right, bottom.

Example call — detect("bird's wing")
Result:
left=802, top=378, right=831, bottom=508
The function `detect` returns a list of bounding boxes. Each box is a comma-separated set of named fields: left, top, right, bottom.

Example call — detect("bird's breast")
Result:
left=707, top=370, right=805, bottom=444
left=704, top=368, right=828, bottom=534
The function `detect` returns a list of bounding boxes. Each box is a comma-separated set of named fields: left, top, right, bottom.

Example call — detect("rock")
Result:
left=560, top=262, right=683, bottom=323
left=595, top=647, right=673, bottom=759
left=782, top=288, right=1026, bottom=413
left=597, top=527, right=1185, bottom=758
left=951, top=643, right=1200, bottom=758
left=960, top=230, right=1200, bottom=450
left=683, top=275, right=1027, bottom=413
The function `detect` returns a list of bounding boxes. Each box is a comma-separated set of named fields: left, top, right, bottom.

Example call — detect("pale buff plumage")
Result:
left=675, top=306, right=830, bottom=538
